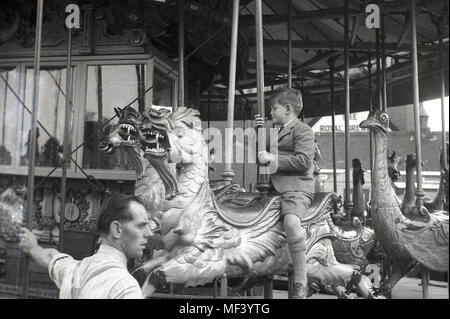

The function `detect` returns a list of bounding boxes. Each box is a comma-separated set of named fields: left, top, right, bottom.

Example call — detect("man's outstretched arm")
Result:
left=19, top=227, right=59, bottom=269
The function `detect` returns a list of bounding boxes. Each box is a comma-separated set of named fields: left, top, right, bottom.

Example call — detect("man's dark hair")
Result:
left=96, top=193, right=145, bottom=235
left=268, top=87, right=303, bottom=116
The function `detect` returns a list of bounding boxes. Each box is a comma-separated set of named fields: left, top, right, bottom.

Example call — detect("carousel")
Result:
left=0, top=0, right=448, bottom=299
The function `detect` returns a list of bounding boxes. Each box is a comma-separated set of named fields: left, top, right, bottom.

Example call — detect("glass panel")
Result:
left=0, top=67, right=20, bottom=165
left=153, top=68, right=174, bottom=107
left=83, top=64, right=145, bottom=170
left=20, top=67, right=75, bottom=167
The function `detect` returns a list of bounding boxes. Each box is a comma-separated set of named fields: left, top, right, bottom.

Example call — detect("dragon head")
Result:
left=98, top=106, right=144, bottom=177
left=99, top=106, right=143, bottom=153
left=359, top=110, right=390, bottom=137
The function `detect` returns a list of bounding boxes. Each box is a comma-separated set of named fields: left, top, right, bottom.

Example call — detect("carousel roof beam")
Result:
left=334, top=53, right=373, bottom=73
left=236, top=76, right=349, bottom=90
left=350, top=16, right=361, bottom=45
left=240, top=0, right=446, bottom=27
left=293, top=51, right=341, bottom=73
left=238, top=83, right=348, bottom=97
left=245, top=61, right=345, bottom=84
left=260, top=0, right=327, bottom=72
left=251, top=39, right=441, bottom=52
left=385, top=66, right=448, bottom=86
left=240, top=7, right=361, bottom=26
left=381, top=0, right=446, bottom=10
left=396, top=11, right=412, bottom=49
left=351, top=52, right=439, bottom=87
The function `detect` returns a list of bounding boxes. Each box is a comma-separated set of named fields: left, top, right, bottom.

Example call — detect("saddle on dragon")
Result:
left=99, top=106, right=379, bottom=298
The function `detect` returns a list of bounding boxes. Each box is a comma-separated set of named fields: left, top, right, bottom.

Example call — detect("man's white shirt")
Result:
left=48, top=243, right=143, bottom=299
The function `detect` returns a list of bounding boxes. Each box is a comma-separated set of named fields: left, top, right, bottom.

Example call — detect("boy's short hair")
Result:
left=268, top=88, right=303, bottom=116
left=96, top=193, right=145, bottom=235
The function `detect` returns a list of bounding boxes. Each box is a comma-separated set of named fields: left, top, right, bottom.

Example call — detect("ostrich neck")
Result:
left=403, top=166, right=416, bottom=208
left=432, top=172, right=445, bottom=208
left=352, top=179, right=366, bottom=213
left=372, top=132, right=403, bottom=210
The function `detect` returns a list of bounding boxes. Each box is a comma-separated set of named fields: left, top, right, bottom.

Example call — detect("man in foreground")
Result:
left=19, top=194, right=151, bottom=298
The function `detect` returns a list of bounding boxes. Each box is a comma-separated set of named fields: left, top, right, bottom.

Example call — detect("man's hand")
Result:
left=19, top=227, right=39, bottom=255
left=258, top=151, right=275, bottom=164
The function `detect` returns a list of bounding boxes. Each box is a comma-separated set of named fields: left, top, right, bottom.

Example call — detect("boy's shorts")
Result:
left=275, top=191, right=314, bottom=220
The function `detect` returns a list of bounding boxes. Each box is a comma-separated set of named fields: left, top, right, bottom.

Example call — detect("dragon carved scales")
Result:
left=99, top=106, right=379, bottom=298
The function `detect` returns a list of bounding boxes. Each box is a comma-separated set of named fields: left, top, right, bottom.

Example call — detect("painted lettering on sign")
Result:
left=65, top=4, right=81, bottom=29
left=365, top=4, right=380, bottom=29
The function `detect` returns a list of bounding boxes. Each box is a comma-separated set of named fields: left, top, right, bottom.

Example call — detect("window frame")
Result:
left=0, top=54, right=178, bottom=181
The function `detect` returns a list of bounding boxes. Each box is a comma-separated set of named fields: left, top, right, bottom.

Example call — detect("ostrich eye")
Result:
left=380, top=113, right=389, bottom=123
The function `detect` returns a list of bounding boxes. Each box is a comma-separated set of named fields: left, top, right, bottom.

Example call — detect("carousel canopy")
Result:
left=146, top=0, right=449, bottom=118
left=0, top=0, right=448, bottom=118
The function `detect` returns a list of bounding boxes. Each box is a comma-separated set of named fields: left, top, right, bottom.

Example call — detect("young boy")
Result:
left=256, top=88, right=315, bottom=299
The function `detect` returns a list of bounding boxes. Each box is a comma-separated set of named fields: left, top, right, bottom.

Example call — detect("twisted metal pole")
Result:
left=410, top=0, right=428, bottom=299
left=222, top=0, right=240, bottom=183
left=344, top=0, right=353, bottom=220
left=23, top=0, right=44, bottom=299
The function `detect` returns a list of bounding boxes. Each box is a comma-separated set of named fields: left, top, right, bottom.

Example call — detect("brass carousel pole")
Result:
left=255, top=0, right=270, bottom=195
left=254, top=0, right=272, bottom=299
left=328, top=57, right=338, bottom=193
left=222, top=0, right=239, bottom=184
left=410, top=0, right=428, bottom=299
left=368, top=60, right=374, bottom=214
left=375, top=27, right=382, bottom=110
left=177, top=0, right=185, bottom=109
left=437, top=19, right=448, bottom=172
left=381, top=4, right=387, bottom=112
left=287, top=0, right=292, bottom=88
left=344, top=0, right=353, bottom=221
left=59, top=27, right=73, bottom=253
left=287, top=0, right=294, bottom=297
left=22, top=0, right=44, bottom=299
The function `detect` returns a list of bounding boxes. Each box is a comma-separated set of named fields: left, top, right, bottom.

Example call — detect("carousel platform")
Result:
left=0, top=276, right=447, bottom=299
left=271, top=278, right=449, bottom=299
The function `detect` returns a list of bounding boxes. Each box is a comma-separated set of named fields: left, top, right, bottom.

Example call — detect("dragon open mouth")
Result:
left=141, top=128, right=170, bottom=157
left=118, top=122, right=140, bottom=143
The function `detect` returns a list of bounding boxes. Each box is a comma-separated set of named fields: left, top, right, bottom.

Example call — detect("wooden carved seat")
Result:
left=213, top=187, right=341, bottom=228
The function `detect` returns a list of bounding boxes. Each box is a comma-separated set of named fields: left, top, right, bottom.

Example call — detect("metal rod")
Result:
left=376, top=29, right=382, bottom=111
left=264, top=276, right=274, bottom=299
left=368, top=60, right=374, bottom=211
left=178, top=0, right=185, bottom=108
left=381, top=6, right=387, bottom=112
left=255, top=0, right=270, bottom=193
left=222, top=0, right=240, bottom=182
left=287, top=0, right=292, bottom=88
left=410, top=0, right=425, bottom=210
left=410, top=4, right=429, bottom=296
left=60, top=27, right=72, bottom=253
left=422, top=265, right=430, bottom=299
left=344, top=0, right=353, bottom=220
left=1, top=73, right=8, bottom=146
left=23, top=0, right=44, bottom=299
left=329, top=59, right=337, bottom=193
left=255, top=0, right=265, bottom=120
left=438, top=23, right=448, bottom=170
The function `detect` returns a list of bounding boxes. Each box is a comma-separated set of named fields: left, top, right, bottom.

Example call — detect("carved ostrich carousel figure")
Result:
left=359, top=110, right=449, bottom=297
left=99, top=106, right=380, bottom=299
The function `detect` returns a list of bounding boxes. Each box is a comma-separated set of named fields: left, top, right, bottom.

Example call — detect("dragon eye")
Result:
left=176, top=130, right=184, bottom=138
left=380, top=113, right=389, bottom=123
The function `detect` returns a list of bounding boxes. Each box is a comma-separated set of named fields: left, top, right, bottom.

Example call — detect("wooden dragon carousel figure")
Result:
left=100, top=106, right=379, bottom=299
left=359, top=110, right=449, bottom=297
